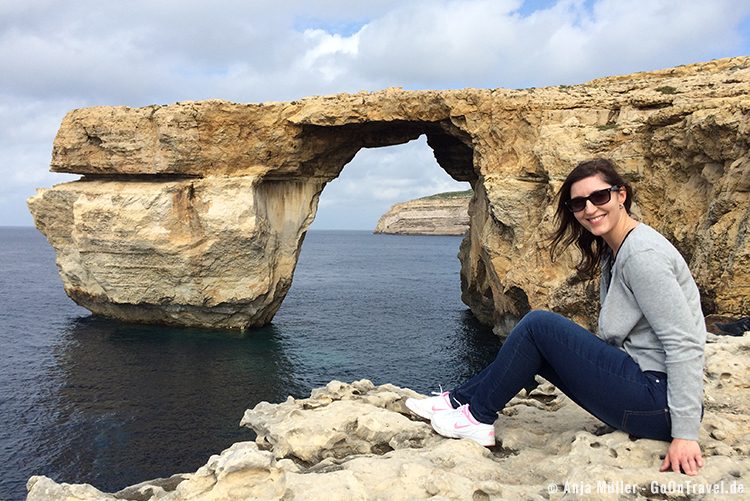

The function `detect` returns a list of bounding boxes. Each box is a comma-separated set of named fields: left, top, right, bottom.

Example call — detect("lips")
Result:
left=587, top=214, right=606, bottom=224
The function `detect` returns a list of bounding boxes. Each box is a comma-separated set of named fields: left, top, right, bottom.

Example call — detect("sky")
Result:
left=1, top=0, right=749, bottom=230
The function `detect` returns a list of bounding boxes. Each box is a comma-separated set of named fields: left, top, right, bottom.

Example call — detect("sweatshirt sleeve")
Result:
left=621, top=250, right=705, bottom=440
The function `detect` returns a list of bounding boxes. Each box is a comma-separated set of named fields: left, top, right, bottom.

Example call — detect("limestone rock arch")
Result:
left=29, top=57, right=750, bottom=331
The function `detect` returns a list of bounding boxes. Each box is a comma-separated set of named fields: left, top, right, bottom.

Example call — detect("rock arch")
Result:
left=29, top=57, right=750, bottom=331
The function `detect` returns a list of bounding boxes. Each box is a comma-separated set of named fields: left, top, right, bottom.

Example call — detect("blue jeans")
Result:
left=451, top=310, right=671, bottom=441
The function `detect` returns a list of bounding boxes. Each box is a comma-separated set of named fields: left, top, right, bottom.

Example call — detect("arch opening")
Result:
left=271, top=131, right=500, bottom=389
left=295, top=119, right=478, bottom=186
left=308, top=131, right=473, bottom=232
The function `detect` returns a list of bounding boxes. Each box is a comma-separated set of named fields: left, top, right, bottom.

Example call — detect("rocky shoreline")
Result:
left=27, top=331, right=749, bottom=500
left=374, top=191, right=471, bottom=236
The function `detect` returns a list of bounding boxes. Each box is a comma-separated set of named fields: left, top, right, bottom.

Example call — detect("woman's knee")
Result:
left=518, top=309, right=563, bottom=330
left=513, top=309, right=575, bottom=342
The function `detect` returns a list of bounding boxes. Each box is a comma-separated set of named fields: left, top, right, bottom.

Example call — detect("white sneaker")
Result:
left=430, top=404, right=495, bottom=447
left=405, top=391, right=455, bottom=420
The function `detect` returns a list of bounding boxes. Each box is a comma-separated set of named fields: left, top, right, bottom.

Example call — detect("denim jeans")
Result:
left=451, top=310, right=671, bottom=441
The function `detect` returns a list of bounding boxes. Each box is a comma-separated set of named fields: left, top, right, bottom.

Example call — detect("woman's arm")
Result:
left=622, top=249, right=706, bottom=473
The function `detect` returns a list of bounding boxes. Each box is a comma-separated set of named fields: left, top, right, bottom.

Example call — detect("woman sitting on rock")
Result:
left=406, top=158, right=706, bottom=476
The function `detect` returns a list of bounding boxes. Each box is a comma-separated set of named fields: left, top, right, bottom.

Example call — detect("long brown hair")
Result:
left=549, top=158, right=633, bottom=276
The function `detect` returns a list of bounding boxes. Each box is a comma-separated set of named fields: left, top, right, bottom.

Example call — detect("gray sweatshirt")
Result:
left=598, top=223, right=706, bottom=440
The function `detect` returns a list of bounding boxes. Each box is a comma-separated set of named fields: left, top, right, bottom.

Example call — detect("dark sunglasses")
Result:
left=565, top=185, right=621, bottom=212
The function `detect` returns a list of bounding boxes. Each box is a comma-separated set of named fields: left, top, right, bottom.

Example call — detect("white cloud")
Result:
left=350, top=0, right=750, bottom=88
left=0, top=96, right=81, bottom=226
left=1, top=0, right=748, bottom=227
left=300, top=29, right=359, bottom=82
left=353, top=0, right=526, bottom=86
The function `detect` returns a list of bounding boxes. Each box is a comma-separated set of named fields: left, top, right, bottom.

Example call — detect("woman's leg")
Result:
left=449, top=310, right=670, bottom=441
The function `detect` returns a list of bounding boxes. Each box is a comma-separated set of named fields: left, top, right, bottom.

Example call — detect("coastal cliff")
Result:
left=374, top=190, right=471, bottom=235
left=27, top=332, right=750, bottom=500
left=28, top=57, right=750, bottom=330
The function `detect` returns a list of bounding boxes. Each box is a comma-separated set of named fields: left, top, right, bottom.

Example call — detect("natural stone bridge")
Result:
left=29, top=57, right=750, bottom=331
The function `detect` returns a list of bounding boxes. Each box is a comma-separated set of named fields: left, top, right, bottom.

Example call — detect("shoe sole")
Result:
left=431, top=419, right=495, bottom=447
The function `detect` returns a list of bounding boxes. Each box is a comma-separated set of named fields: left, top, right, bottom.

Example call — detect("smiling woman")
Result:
left=550, top=158, right=635, bottom=276
left=407, top=158, right=708, bottom=476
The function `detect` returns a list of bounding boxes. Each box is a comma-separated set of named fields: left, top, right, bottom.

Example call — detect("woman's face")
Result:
left=569, top=174, right=627, bottom=238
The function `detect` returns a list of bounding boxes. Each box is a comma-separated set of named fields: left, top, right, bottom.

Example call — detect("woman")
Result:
left=406, top=158, right=706, bottom=476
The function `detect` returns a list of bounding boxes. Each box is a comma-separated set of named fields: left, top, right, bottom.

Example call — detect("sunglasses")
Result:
left=565, top=185, right=621, bottom=212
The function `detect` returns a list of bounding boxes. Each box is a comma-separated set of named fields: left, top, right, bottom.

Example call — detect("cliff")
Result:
left=28, top=57, right=750, bottom=331
left=374, top=190, right=471, bottom=235
left=27, top=332, right=750, bottom=500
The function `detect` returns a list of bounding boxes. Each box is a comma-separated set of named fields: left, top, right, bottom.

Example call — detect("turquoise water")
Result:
left=0, top=228, right=501, bottom=500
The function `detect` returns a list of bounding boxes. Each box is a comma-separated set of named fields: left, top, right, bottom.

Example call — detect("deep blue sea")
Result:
left=0, top=228, right=502, bottom=501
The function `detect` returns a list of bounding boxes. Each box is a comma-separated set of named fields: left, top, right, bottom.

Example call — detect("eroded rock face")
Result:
left=28, top=57, right=750, bottom=330
left=374, top=191, right=471, bottom=235
left=26, top=332, right=750, bottom=500
left=28, top=176, right=321, bottom=329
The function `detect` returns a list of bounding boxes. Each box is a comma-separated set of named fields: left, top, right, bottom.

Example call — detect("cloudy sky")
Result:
left=2, top=0, right=749, bottom=230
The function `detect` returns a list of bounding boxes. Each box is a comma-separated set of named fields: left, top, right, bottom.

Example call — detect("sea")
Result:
left=0, top=227, right=503, bottom=501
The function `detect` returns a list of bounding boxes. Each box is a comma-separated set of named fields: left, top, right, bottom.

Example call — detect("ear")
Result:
left=617, top=187, right=627, bottom=206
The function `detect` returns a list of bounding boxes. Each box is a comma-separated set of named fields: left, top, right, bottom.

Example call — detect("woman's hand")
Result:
left=660, top=438, right=703, bottom=475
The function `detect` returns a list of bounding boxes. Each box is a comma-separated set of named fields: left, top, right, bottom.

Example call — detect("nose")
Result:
left=582, top=199, right=597, bottom=214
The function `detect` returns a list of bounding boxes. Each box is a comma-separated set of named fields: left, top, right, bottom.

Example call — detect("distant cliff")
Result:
left=374, top=190, right=471, bottom=235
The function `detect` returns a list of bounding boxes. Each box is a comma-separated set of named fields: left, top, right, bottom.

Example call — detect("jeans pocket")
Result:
left=621, top=408, right=671, bottom=441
